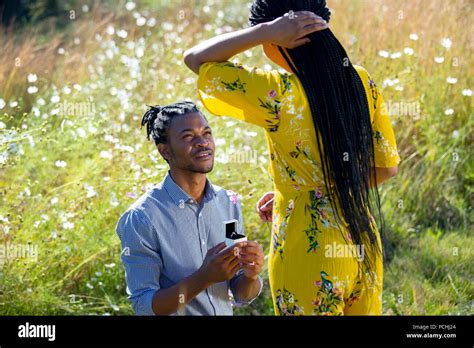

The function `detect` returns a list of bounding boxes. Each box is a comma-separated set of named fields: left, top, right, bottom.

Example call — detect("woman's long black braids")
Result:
left=250, top=0, right=384, bottom=281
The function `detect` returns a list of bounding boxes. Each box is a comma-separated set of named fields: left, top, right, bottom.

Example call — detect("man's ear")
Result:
left=157, top=143, right=171, bottom=162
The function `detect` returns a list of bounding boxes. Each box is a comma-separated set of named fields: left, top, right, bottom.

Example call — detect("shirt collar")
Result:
left=163, top=172, right=216, bottom=206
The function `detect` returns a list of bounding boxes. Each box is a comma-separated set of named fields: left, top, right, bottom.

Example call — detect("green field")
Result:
left=0, top=0, right=472, bottom=315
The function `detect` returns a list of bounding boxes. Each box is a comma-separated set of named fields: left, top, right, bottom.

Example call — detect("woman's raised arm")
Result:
left=183, top=11, right=328, bottom=74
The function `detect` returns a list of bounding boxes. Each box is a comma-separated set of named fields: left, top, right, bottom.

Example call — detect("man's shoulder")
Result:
left=131, top=184, right=162, bottom=208
left=119, top=183, right=167, bottom=223
left=211, top=184, right=240, bottom=206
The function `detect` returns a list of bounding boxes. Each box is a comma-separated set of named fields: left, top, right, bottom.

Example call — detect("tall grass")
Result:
left=0, top=0, right=472, bottom=315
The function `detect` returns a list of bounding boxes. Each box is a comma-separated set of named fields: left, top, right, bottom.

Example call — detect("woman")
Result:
left=184, top=0, right=400, bottom=315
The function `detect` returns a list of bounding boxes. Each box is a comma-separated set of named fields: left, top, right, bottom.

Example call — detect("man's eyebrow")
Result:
left=178, top=126, right=211, bottom=134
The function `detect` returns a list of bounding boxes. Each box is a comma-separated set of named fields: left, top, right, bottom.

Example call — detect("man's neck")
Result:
left=169, top=168, right=207, bottom=204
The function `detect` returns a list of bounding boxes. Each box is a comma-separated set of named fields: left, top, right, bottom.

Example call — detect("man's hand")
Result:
left=256, top=191, right=274, bottom=222
left=263, top=11, right=329, bottom=49
left=237, top=241, right=264, bottom=281
left=198, top=242, right=240, bottom=285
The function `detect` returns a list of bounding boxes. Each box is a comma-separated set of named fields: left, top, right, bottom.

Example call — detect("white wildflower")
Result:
left=84, top=183, right=97, bottom=198
left=77, top=128, right=86, bottom=138
left=117, top=29, right=128, bottom=38
left=441, top=37, right=452, bottom=49
left=125, top=2, right=136, bottom=11
left=27, top=74, right=38, bottom=83
left=403, top=47, right=414, bottom=55
left=63, top=221, right=74, bottom=230
left=106, top=25, right=115, bottom=35
left=136, top=17, right=146, bottom=26
left=55, top=160, right=67, bottom=168
left=390, top=52, right=402, bottom=59
left=444, top=108, right=454, bottom=115
left=446, top=77, right=458, bottom=84
left=27, top=86, right=38, bottom=94
left=100, top=150, right=113, bottom=159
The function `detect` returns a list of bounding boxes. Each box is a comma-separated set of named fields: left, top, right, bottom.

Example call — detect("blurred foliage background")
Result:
left=0, top=0, right=472, bottom=315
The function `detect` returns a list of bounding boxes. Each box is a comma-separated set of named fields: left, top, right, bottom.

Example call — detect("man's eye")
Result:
left=183, top=134, right=193, bottom=139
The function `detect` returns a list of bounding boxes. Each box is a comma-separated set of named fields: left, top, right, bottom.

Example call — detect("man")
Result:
left=116, top=101, right=264, bottom=315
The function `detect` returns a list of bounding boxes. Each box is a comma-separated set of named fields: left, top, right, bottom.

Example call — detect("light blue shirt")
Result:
left=116, top=172, right=263, bottom=315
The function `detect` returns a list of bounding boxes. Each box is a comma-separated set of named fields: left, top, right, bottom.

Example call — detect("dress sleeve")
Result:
left=362, top=68, right=401, bottom=168
left=197, top=61, right=289, bottom=132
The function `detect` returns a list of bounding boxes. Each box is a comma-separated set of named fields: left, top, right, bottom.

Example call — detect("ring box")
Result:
left=224, top=219, right=247, bottom=247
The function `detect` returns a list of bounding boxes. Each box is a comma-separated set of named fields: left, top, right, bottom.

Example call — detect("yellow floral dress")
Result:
left=197, top=60, right=401, bottom=315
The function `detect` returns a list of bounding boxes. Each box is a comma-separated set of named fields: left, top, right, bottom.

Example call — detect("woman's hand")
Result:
left=256, top=191, right=274, bottom=222
left=263, top=11, right=329, bottom=49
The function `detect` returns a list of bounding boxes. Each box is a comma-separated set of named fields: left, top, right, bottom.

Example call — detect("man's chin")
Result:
left=187, top=162, right=214, bottom=174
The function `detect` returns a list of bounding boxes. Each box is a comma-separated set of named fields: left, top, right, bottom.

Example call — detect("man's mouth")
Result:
left=195, top=151, right=213, bottom=160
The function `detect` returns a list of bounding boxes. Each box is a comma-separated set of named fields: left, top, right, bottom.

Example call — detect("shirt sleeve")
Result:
left=116, top=209, right=162, bottom=316
left=230, top=270, right=264, bottom=306
left=364, top=69, right=402, bottom=168
left=197, top=61, right=289, bottom=132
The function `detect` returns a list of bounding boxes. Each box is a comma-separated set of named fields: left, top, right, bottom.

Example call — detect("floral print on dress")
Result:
left=279, top=72, right=292, bottom=95
left=368, top=77, right=378, bottom=110
left=221, top=77, right=246, bottom=93
left=273, top=151, right=307, bottom=186
left=312, top=271, right=344, bottom=315
left=373, top=129, right=399, bottom=159
left=290, top=140, right=325, bottom=184
left=346, top=280, right=363, bottom=308
left=257, top=72, right=293, bottom=133
left=258, top=93, right=282, bottom=132
left=272, top=199, right=296, bottom=259
left=276, top=288, right=305, bottom=316
left=303, top=188, right=332, bottom=253
left=292, top=141, right=318, bottom=166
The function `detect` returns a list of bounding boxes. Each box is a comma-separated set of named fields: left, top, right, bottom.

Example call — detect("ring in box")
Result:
left=224, top=219, right=247, bottom=247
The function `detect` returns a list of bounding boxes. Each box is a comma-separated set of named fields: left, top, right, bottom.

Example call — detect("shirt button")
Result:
left=189, top=199, right=194, bottom=204
left=202, top=240, right=205, bottom=245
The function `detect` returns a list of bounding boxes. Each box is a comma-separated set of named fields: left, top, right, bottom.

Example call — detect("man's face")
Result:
left=159, top=112, right=215, bottom=174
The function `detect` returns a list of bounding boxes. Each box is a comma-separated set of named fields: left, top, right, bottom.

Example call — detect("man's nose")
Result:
left=195, top=136, right=209, bottom=147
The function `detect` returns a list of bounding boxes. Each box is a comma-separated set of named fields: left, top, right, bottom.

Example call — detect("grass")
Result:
left=0, top=0, right=472, bottom=315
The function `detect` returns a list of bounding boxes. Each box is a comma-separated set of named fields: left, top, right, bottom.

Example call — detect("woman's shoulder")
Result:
left=353, top=64, right=370, bottom=82
left=352, top=64, right=374, bottom=94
